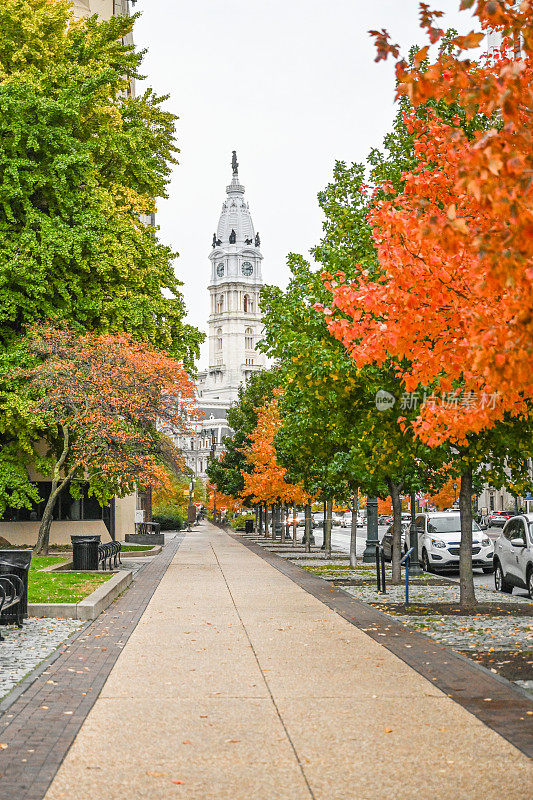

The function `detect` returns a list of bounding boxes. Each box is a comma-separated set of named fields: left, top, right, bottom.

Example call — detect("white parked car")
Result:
left=332, top=513, right=346, bottom=527
left=493, top=513, right=533, bottom=597
left=341, top=511, right=365, bottom=528
left=413, top=512, right=493, bottom=574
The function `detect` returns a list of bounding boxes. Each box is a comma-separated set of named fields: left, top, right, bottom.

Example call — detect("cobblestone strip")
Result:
left=0, top=534, right=184, bottom=800
left=232, top=535, right=533, bottom=758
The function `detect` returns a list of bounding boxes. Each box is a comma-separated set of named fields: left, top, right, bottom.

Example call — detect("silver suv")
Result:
left=493, top=513, right=533, bottom=597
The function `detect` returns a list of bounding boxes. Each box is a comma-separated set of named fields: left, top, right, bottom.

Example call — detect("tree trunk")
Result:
left=292, top=502, right=297, bottom=546
left=459, top=465, right=477, bottom=609
left=323, top=499, right=333, bottom=558
left=350, top=489, right=358, bottom=567
left=304, top=502, right=312, bottom=552
left=388, top=479, right=403, bottom=584
left=34, top=426, right=72, bottom=556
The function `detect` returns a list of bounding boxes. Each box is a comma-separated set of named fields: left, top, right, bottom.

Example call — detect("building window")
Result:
left=245, top=357, right=254, bottom=366
left=216, top=294, right=224, bottom=314
left=245, top=327, right=253, bottom=350
left=216, top=328, right=223, bottom=351
left=0, top=483, right=108, bottom=523
left=243, top=294, right=254, bottom=313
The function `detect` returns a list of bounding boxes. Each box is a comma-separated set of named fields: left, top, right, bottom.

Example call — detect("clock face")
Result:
left=216, top=263, right=224, bottom=277
left=242, top=261, right=253, bottom=276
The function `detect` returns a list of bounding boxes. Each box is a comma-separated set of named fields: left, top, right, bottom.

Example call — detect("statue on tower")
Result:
left=232, top=150, right=239, bottom=176
left=255, top=232, right=261, bottom=248
left=229, top=228, right=237, bottom=244
left=212, top=233, right=217, bottom=249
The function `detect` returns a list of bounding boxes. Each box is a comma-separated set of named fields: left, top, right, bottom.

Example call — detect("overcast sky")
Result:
left=132, top=0, right=475, bottom=366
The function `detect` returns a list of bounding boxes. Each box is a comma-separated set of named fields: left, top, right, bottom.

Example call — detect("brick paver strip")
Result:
left=0, top=534, right=184, bottom=800
left=232, top=534, right=533, bottom=757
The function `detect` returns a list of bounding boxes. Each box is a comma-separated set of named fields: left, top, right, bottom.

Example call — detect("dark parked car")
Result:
left=489, top=511, right=516, bottom=528
left=381, top=523, right=409, bottom=562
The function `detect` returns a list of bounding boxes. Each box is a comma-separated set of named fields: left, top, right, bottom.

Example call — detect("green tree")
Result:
left=260, top=257, right=449, bottom=575
left=206, top=369, right=279, bottom=504
left=0, top=1, right=203, bottom=516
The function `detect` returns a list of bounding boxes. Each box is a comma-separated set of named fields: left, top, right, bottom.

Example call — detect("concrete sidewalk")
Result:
left=45, top=524, right=532, bottom=800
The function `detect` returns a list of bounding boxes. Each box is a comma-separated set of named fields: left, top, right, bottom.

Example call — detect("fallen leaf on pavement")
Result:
left=0, top=744, right=8, bottom=750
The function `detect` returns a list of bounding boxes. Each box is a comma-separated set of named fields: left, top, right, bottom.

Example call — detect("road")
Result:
left=312, top=524, right=529, bottom=596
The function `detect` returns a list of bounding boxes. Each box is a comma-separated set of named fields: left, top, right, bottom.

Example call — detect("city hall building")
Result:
left=180, top=153, right=267, bottom=476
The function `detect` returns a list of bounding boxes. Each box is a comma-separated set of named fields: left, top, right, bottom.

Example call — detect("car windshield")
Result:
left=427, top=516, right=481, bottom=533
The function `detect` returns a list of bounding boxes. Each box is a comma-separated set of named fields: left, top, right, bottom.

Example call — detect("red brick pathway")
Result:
left=0, top=534, right=183, bottom=800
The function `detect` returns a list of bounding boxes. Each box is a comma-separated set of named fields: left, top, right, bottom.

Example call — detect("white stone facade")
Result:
left=182, top=155, right=266, bottom=477
left=73, top=1, right=130, bottom=22
left=199, top=157, right=266, bottom=403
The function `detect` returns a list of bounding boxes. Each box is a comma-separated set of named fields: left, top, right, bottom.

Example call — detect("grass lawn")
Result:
left=28, top=570, right=111, bottom=604
left=30, top=556, right=68, bottom=571
left=301, top=564, right=375, bottom=573
left=120, top=545, right=154, bottom=552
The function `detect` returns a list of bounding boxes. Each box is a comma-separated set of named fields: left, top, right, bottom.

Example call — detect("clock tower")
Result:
left=198, top=152, right=266, bottom=405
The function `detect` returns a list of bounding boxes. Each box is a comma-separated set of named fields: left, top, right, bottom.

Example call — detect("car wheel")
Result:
left=494, top=563, right=512, bottom=594
left=527, top=569, right=533, bottom=600
left=482, top=566, right=494, bottom=574
left=422, top=549, right=432, bottom=573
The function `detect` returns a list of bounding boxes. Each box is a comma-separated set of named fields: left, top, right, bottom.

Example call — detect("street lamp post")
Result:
left=362, top=497, right=379, bottom=563
left=409, top=492, right=422, bottom=576
left=453, top=482, right=458, bottom=504
left=187, top=477, right=196, bottom=531
left=274, top=505, right=282, bottom=539
left=208, top=433, right=217, bottom=523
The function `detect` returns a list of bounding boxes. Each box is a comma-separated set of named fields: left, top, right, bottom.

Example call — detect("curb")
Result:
left=28, top=569, right=133, bottom=620
left=37, top=559, right=73, bottom=572
left=122, top=545, right=162, bottom=558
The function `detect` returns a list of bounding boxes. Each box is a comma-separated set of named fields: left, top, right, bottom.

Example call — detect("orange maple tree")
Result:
left=241, top=394, right=309, bottom=507
left=207, top=488, right=242, bottom=515
left=19, top=327, right=196, bottom=553
left=429, top=478, right=457, bottom=511
left=378, top=497, right=392, bottom=515
left=322, top=2, right=532, bottom=446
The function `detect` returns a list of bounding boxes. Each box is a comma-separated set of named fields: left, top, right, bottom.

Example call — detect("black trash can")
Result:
left=71, top=535, right=101, bottom=570
left=245, top=520, right=254, bottom=533
left=0, top=550, right=32, bottom=624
